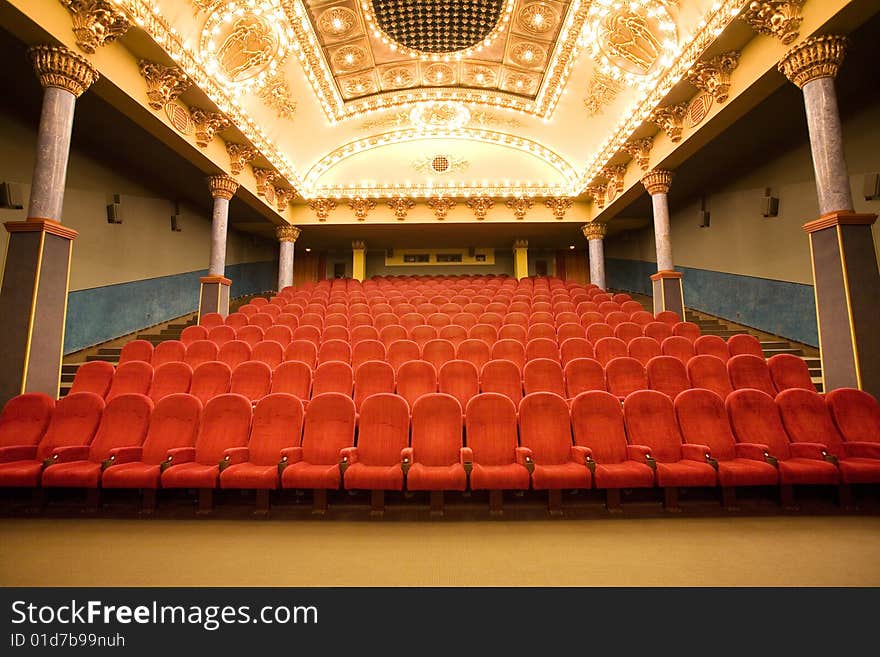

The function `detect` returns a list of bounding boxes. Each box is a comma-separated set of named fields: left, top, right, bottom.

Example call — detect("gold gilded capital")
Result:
left=208, top=174, right=238, bottom=200
left=60, top=0, right=130, bottom=54
left=28, top=45, right=98, bottom=97
left=513, top=239, right=529, bottom=250
left=352, top=240, right=366, bottom=251
left=276, top=225, right=301, bottom=243
left=641, top=170, right=673, bottom=196
left=137, top=60, right=189, bottom=110
left=581, top=222, right=607, bottom=241
left=190, top=108, right=230, bottom=148
left=779, top=35, right=849, bottom=89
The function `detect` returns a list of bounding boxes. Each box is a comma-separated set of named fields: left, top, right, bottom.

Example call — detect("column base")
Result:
left=0, top=218, right=77, bottom=405
left=804, top=211, right=879, bottom=398
left=199, top=275, right=231, bottom=319
left=650, top=270, right=684, bottom=318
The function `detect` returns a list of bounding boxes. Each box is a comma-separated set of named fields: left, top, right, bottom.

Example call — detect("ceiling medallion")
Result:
left=317, top=6, right=358, bottom=40
left=409, top=101, right=471, bottom=131
left=510, top=42, right=547, bottom=69
left=423, top=63, right=457, bottom=86
left=341, top=74, right=378, bottom=98
left=331, top=44, right=368, bottom=73
left=586, top=0, right=678, bottom=87
left=362, top=0, right=516, bottom=61
left=199, top=0, right=291, bottom=92
left=464, top=65, right=498, bottom=88
left=381, top=66, right=417, bottom=89
left=518, top=3, right=559, bottom=36
left=685, top=92, right=714, bottom=128
left=412, top=153, right=470, bottom=176
left=502, top=72, right=538, bottom=95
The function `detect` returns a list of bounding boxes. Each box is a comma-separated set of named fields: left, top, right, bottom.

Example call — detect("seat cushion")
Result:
left=281, top=462, right=341, bottom=489
left=778, top=458, right=839, bottom=485
left=470, top=463, right=530, bottom=490
left=101, top=462, right=162, bottom=489
left=531, top=461, right=590, bottom=490
left=343, top=463, right=404, bottom=491
left=161, top=463, right=220, bottom=489
left=716, top=458, right=778, bottom=487
left=838, top=458, right=880, bottom=485
left=655, top=460, right=718, bottom=487
left=405, top=463, right=467, bottom=491
left=41, top=461, right=102, bottom=488
left=593, top=461, right=655, bottom=489
left=0, top=460, right=43, bottom=488
left=220, top=463, right=279, bottom=490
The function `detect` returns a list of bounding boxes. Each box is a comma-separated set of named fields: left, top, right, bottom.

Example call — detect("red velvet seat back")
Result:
left=355, top=394, right=410, bottom=466
left=252, top=341, right=283, bottom=369
left=564, top=358, right=605, bottom=397
left=647, top=356, right=690, bottom=399
left=249, top=393, right=303, bottom=465
left=623, top=390, right=684, bottom=463
left=119, top=340, right=154, bottom=364
left=149, top=362, right=192, bottom=403
left=230, top=361, right=272, bottom=402
left=470, top=324, right=499, bottom=347
left=152, top=340, right=186, bottom=367
left=88, top=393, right=153, bottom=461
left=768, top=354, right=816, bottom=392
left=36, top=392, right=105, bottom=461
left=0, top=392, right=54, bottom=447
left=465, top=393, right=518, bottom=466
left=208, top=325, right=236, bottom=346
left=606, top=357, right=648, bottom=399
left=728, top=354, right=776, bottom=396
left=777, top=388, right=845, bottom=456
left=519, top=392, right=572, bottom=465
left=351, top=326, right=380, bottom=345
left=284, top=340, right=318, bottom=368
left=422, top=339, right=455, bottom=373
left=728, top=334, right=764, bottom=358
left=442, top=325, right=470, bottom=345
left=409, top=325, right=438, bottom=349
left=628, top=337, right=661, bottom=366
left=438, top=360, right=479, bottom=411
left=491, top=339, right=525, bottom=371
left=396, top=361, right=437, bottom=408
left=70, top=361, right=115, bottom=398
left=595, top=337, right=628, bottom=366
left=726, top=389, right=792, bottom=459
left=387, top=340, right=420, bottom=371
left=302, top=393, right=356, bottom=465
left=271, top=360, right=312, bottom=399
left=643, top=321, right=673, bottom=343
left=312, top=361, right=353, bottom=397
left=695, top=335, right=729, bottom=362
left=180, top=326, right=208, bottom=346
left=236, top=325, right=264, bottom=348
left=106, top=361, right=153, bottom=402
left=526, top=323, right=555, bottom=342
left=318, top=339, right=351, bottom=365
left=525, top=338, right=559, bottom=362
left=672, top=322, right=701, bottom=343
left=523, top=358, right=565, bottom=397
left=293, top=326, right=321, bottom=346
left=457, top=339, right=492, bottom=371
left=826, top=388, right=880, bottom=443
left=661, top=336, right=696, bottom=365
left=687, top=355, right=733, bottom=399
left=674, top=389, right=736, bottom=461
left=570, top=390, right=628, bottom=464
left=185, top=340, right=219, bottom=369
left=190, top=361, right=232, bottom=406
left=194, top=394, right=252, bottom=465
left=614, top=322, right=643, bottom=345
left=354, top=361, right=395, bottom=408
left=480, top=359, right=523, bottom=406
left=142, top=393, right=202, bottom=464
left=199, top=312, right=223, bottom=330
left=560, top=338, right=593, bottom=366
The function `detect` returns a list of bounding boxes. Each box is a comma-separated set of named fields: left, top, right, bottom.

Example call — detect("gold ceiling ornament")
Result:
left=510, top=42, right=547, bottom=69
left=428, top=197, right=457, bottom=221
left=275, top=225, right=301, bottom=242
left=341, top=74, right=378, bottom=98
left=581, top=222, right=607, bottom=241
left=422, top=63, right=457, bottom=86
left=207, top=174, right=239, bottom=200
left=641, top=169, right=674, bottom=195
left=582, top=72, right=622, bottom=117
left=191, top=0, right=224, bottom=12
left=28, top=44, right=98, bottom=97
left=308, top=198, right=337, bottom=222
left=225, top=142, right=258, bottom=176
left=741, top=1, right=805, bottom=45
left=600, top=164, right=628, bottom=200
left=466, top=196, right=495, bottom=221
left=137, top=60, right=190, bottom=111
left=409, top=101, right=471, bottom=131
left=257, top=72, right=297, bottom=119
left=59, top=0, right=130, bottom=54
left=190, top=107, right=230, bottom=148
left=585, top=184, right=607, bottom=209
left=649, top=102, right=689, bottom=142
left=331, top=44, right=369, bottom=73
left=506, top=197, right=534, bottom=221
left=274, top=187, right=299, bottom=213
left=317, top=6, right=358, bottom=40
left=464, top=65, right=498, bottom=88
left=685, top=92, right=714, bottom=128
left=252, top=166, right=280, bottom=198
left=381, top=66, right=418, bottom=90
left=349, top=197, right=376, bottom=221
left=468, top=110, right=523, bottom=130
left=502, top=72, right=539, bottom=95
left=686, top=51, right=741, bottom=104
left=518, top=3, right=559, bottom=36
left=622, top=137, right=653, bottom=171
left=387, top=197, right=416, bottom=221
left=412, top=153, right=470, bottom=176
left=778, top=35, right=849, bottom=89
left=544, top=196, right=574, bottom=220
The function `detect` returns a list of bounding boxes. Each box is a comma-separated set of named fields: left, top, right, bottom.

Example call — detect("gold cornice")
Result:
left=137, top=60, right=190, bottom=110
left=428, top=197, right=456, bottom=221
left=274, top=187, right=299, bottom=213
left=742, top=1, right=805, bottom=45
left=466, top=196, right=495, bottom=221
left=349, top=197, right=376, bottom=221
left=190, top=107, right=230, bottom=148
left=581, top=222, right=607, bottom=241
left=28, top=45, right=98, bottom=97
left=506, top=197, right=534, bottom=221
left=308, top=198, right=337, bottom=222
left=387, top=197, right=415, bottom=221
left=779, top=35, right=849, bottom=89
left=276, top=225, right=301, bottom=243
left=207, top=174, right=238, bottom=200
left=585, top=184, right=607, bottom=209
left=641, top=170, right=674, bottom=196
left=622, top=137, right=653, bottom=172
left=600, top=164, right=627, bottom=201
left=252, top=166, right=280, bottom=198
left=544, top=197, right=573, bottom=221
left=59, top=0, right=130, bottom=54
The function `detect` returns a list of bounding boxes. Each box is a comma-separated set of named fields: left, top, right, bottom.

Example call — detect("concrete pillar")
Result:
left=199, top=174, right=238, bottom=319
left=581, top=222, right=607, bottom=290
left=513, top=239, right=529, bottom=280
left=352, top=240, right=366, bottom=282
left=276, top=225, right=301, bottom=291
left=641, top=169, right=684, bottom=317
left=0, top=45, right=97, bottom=405
left=780, top=35, right=880, bottom=397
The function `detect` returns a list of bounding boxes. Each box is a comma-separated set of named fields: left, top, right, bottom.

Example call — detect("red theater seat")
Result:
left=318, top=339, right=351, bottom=365
left=595, top=337, right=628, bottom=366
left=523, top=358, right=565, bottom=397
left=230, top=361, right=272, bottom=402
left=605, top=357, right=648, bottom=401
left=728, top=354, right=777, bottom=396
left=352, top=339, right=386, bottom=370
left=148, top=362, right=192, bottom=403
left=768, top=354, right=817, bottom=393
left=218, top=340, right=252, bottom=370
left=440, top=325, right=469, bottom=346
left=491, top=339, right=525, bottom=371
left=457, top=339, right=492, bottom=372
left=387, top=340, right=420, bottom=372
left=627, top=337, right=661, bottom=366
left=225, top=312, right=248, bottom=331
left=422, top=339, right=455, bottom=373
left=199, top=312, right=223, bottom=330
left=439, top=360, right=479, bottom=414
left=409, top=325, right=438, bottom=349
left=252, top=341, right=283, bottom=369
left=236, top=325, right=264, bottom=348
left=70, top=361, right=115, bottom=398
left=312, top=361, right=353, bottom=397
left=564, top=358, right=605, bottom=398
left=106, top=361, right=153, bottom=402
left=293, top=325, right=321, bottom=346
left=184, top=340, right=219, bottom=370
left=728, top=334, right=764, bottom=358
left=270, top=361, right=312, bottom=400
left=190, top=361, right=231, bottom=406
left=354, top=361, right=395, bottom=410
left=643, top=321, right=673, bottom=343
left=0, top=393, right=54, bottom=450
left=825, top=388, right=880, bottom=444
left=480, top=359, right=523, bottom=406
left=207, top=325, right=236, bottom=346
left=470, top=323, right=499, bottom=347
left=687, top=355, right=733, bottom=400
left=119, top=340, right=154, bottom=364
left=695, top=335, right=729, bottom=362
left=180, top=326, right=208, bottom=347
left=672, top=322, right=701, bottom=343
left=396, top=361, right=437, bottom=409
left=614, top=322, right=643, bottom=345
left=152, top=340, right=186, bottom=367
left=646, top=356, right=690, bottom=399
left=655, top=311, right=680, bottom=326
left=525, top=338, right=559, bottom=362
left=284, top=340, right=318, bottom=369
left=661, top=336, right=696, bottom=365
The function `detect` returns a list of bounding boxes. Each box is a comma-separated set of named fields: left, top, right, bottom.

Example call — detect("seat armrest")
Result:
left=340, top=447, right=359, bottom=465
left=49, top=445, right=91, bottom=464
left=681, top=443, right=712, bottom=463
left=842, top=442, right=880, bottom=459
left=570, top=445, right=592, bottom=466
left=279, top=446, right=303, bottom=466
left=626, top=444, right=655, bottom=469
left=790, top=442, right=834, bottom=462
left=515, top=446, right=534, bottom=473
left=220, top=447, right=250, bottom=471
left=164, top=447, right=196, bottom=470
left=734, top=442, right=772, bottom=462
left=401, top=447, right=414, bottom=475
left=0, top=445, right=38, bottom=463
left=106, top=446, right=143, bottom=466
left=460, top=447, right=473, bottom=475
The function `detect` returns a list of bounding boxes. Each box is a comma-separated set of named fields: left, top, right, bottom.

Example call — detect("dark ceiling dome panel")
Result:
left=371, top=0, right=506, bottom=54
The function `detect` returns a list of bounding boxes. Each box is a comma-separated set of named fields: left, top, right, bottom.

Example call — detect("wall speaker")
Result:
left=698, top=210, right=710, bottom=228
left=0, top=181, right=24, bottom=209
left=170, top=215, right=182, bottom=232
left=106, top=194, right=122, bottom=224
left=863, top=173, right=880, bottom=201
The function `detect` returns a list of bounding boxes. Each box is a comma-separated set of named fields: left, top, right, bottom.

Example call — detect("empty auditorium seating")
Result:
left=559, top=338, right=593, bottom=366
left=457, top=339, right=491, bottom=371
left=354, top=360, right=395, bottom=409
left=438, top=360, right=479, bottom=413
left=728, top=354, right=777, bottom=396
left=695, top=335, right=729, bottom=361
left=312, top=361, right=353, bottom=397
left=661, top=336, right=695, bottom=365
left=643, top=321, right=673, bottom=343
left=152, top=340, right=186, bottom=368
left=70, top=361, right=115, bottom=398
left=352, top=339, right=386, bottom=370
left=595, top=337, right=628, bottom=366
left=106, top=361, right=153, bottom=401
left=351, top=325, right=380, bottom=345
left=229, top=361, right=271, bottom=402
left=252, top=341, right=283, bottom=369
left=605, top=357, right=648, bottom=400
left=672, top=322, right=701, bottom=343
left=208, top=325, right=236, bottom=346
left=185, top=340, right=219, bottom=370
left=396, top=361, right=437, bottom=409
left=270, top=361, right=312, bottom=400
left=387, top=340, right=420, bottom=372
left=293, top=325, right=321, bottom=346
left=523, top=359, right=565, bottom=397
left=480, top=359, right=523, bottom=406
left=564, top=358, right=606, bottom=398
left=119, top=339, right=154, bottom=364
left=647, top=356, right=690, bottom=399
left=148, top=362, right=192, bottom=403
left=0, top=392, right=104, bottom=488
left=627, top=337, right=661, bottom=366
left=768, top=354, right=816, bottom=393
left=190, top=361, right=231, bottom=406
left=180, top=326, right=208, bottom=346
left=655, top=311, right=680, bottom=326
left=318, top=339, right=351, bottom=365
left=422, top=339, right=455, bottom=373
left=825, top=388, right=880, bottom=444
left=687, top=355, right=733, bottom=399
left=440, top=325, right=469, bottom=346
left=614, top=322, right=643, bottom=345
left=728, top=334, right=764, bottom=358
left=218, top=340, right=252, bottom=370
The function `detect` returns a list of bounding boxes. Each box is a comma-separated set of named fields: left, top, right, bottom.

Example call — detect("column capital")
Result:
left=352, top=240, right=366, bottom=250
left=137, top=60, right=190, bottom=110
left=208, top=174, right=238, bottom=200
left=641, top=169, right=674, bottom=195
left=191, top=107, right=230, bottom=148
left=276, top=225, right=301, bottom=242
left=778, top=35, right=849, bottom=89
left=512, top=239, right=528, bottom=250
left=581, top=222, right=607, bottom=241
left=60, top=0, right=130, bottom=54
left=28, top=45, right=98, bottom=97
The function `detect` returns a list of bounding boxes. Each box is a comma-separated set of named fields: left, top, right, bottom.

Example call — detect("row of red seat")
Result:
left=1, top=387, right=877, bottom=513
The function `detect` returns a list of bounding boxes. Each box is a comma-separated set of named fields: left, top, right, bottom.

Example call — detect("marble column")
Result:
left=0, top=46, right=97, bottom=405
left=199, top=174, right=238, bottom=319
left=641, top=169, right=684, bottom=317
left=780, top=35, right=880, bottom=397
left=513, top=239, right=529, bottom=280
left=276, top=225, right=301, bottom=291
left=352, top=240, right=366, bottom=282
left=581, top=222, right=607, bottom=290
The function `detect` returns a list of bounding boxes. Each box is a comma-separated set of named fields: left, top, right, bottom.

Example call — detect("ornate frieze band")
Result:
left=28, top=45, right=98, bottom=97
